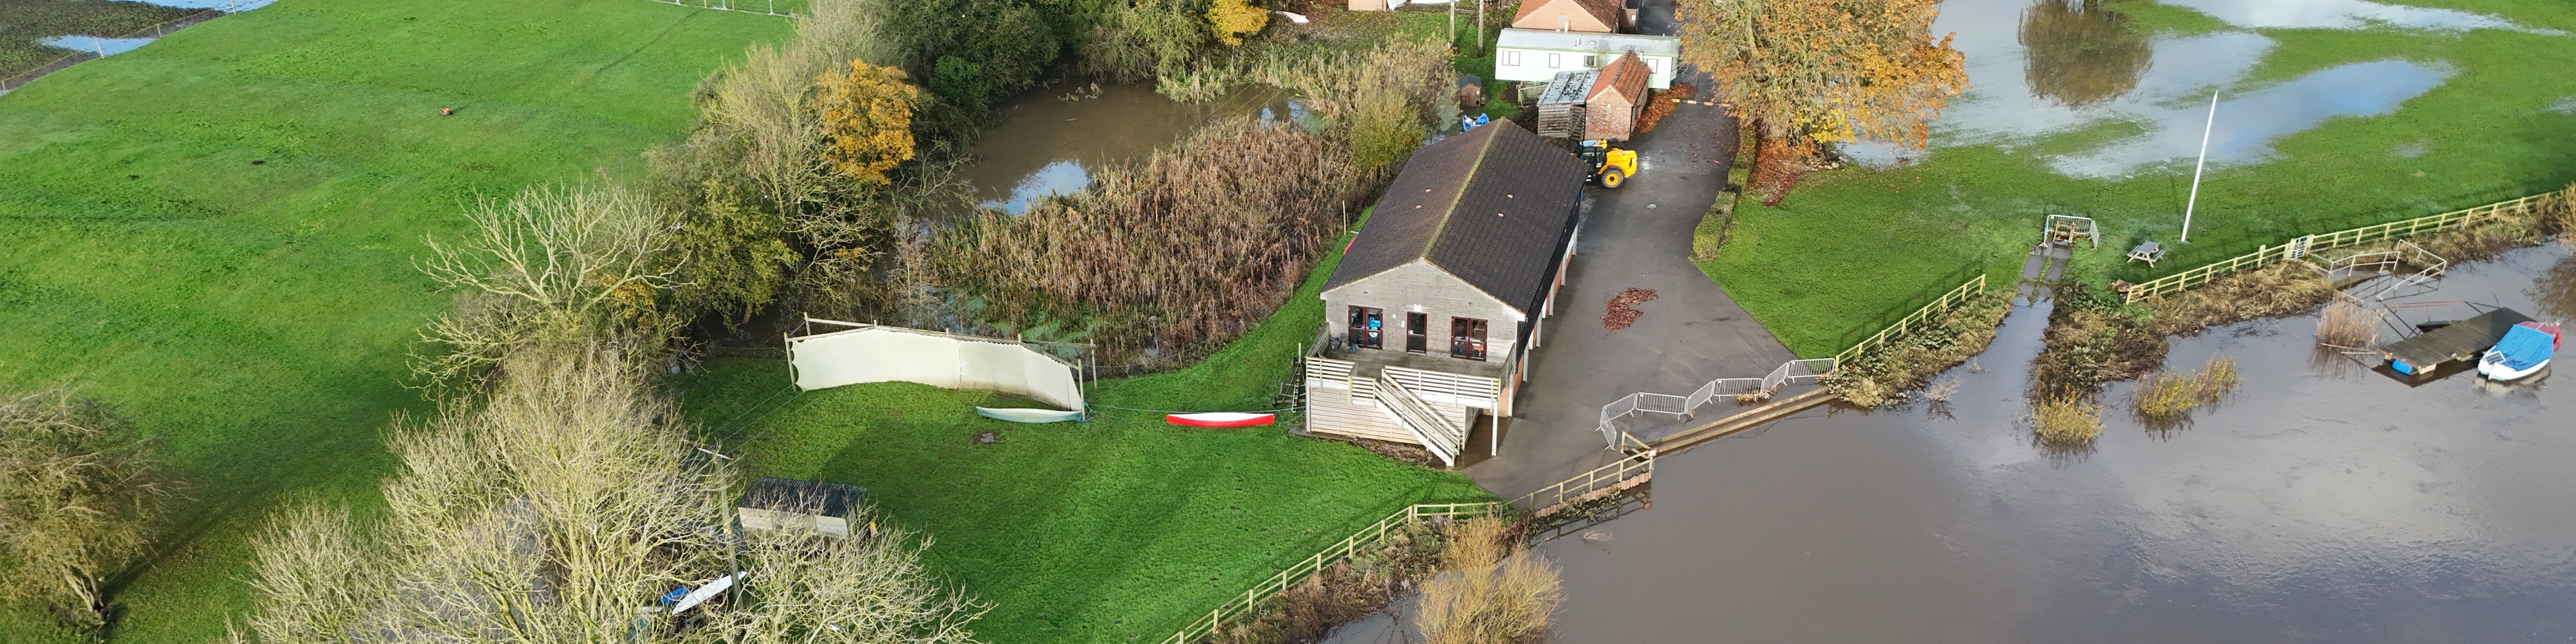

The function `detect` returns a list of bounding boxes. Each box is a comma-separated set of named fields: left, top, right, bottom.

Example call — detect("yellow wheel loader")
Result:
left=1578, top=140, right=1638, bottom=188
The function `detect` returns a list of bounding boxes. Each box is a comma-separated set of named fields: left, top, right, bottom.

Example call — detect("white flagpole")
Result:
left=2181, top=90, right=2218, bottom=243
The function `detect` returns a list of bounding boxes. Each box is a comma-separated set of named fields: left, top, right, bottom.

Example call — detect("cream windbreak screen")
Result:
left=786, top=323, right=1083, bottom=411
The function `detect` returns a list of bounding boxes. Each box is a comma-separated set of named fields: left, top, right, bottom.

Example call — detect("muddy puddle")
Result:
left=960, top=82, right=1306, bottom=213
left=1323, top=243, right=2576, bottom=643
left=1841, top=0, right=2555, bottom=176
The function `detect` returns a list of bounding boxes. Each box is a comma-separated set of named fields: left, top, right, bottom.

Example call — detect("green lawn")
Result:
left=674, top=223, right=1491, bottom=644
left=0, top=1, right=790, bottom=641
left=1702, top=0, right=2576, bottom=357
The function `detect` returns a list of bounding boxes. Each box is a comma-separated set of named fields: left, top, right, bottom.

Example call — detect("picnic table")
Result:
left=2127, top=240, right=2166, bottom=266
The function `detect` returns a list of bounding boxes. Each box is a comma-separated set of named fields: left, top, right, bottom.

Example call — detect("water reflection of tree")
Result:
left=2530, top=252, right=2576, bottom=321
left=2019, top=0, right=2153, bottom=108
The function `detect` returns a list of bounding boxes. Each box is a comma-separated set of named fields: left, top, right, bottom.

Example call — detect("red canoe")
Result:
left=1166, top=413, right=1276, bottom=428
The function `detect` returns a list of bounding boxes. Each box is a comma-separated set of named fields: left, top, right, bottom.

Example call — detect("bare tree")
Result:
left=0, top=388, right=172, bottom=631
left=237, top=347, right=985, bottom=644
left=413, top=184, right=684, bottom=391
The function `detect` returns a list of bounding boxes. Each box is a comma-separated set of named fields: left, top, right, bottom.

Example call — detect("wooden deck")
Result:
left=2378, top=308, right=2534, bottom=373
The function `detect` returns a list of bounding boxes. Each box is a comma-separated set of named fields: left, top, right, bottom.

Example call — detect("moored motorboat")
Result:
left=2477, top=321, right=2560, bottom=381
left=975, top=407, right=1085, bottom=423
left=1165, top=412, right=1276, bottom=428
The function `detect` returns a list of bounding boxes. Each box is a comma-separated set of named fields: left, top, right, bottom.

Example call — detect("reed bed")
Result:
left=2037, top=265, right=2330, bottom=398
left=2129, top=355, right=2238, bottom=423
left=940, top=120, right=1355, bottom=364
left=1415, top=516, right=1560, bottom=644
left=2314, top=299, right=2385, bottom=349
left=2031, top=392, right=2103, bottom=445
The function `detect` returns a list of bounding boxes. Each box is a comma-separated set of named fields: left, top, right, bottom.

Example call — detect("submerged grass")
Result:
left=2315, top=299, right=2385, bottom=349
left=676, top=227, right=1491, bottom=644
left=0, top=0, right=197, bottom=78
left=2129, top=355, right=2239, bottom=425
left=0, top=1, right=792, bottom=641
left=2031, top=393, right=2104, bottom=445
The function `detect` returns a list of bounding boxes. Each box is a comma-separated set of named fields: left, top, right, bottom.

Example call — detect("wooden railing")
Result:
left=1383, top=366, right=1503, bottom=409
left=2123, top=191, right=2560, bottom=303
left=1831, top=274, right=1991, bottom=368
left=1156, top=501, right=1506, bottom=644
left=1511, top=436, right=1655, bottom=516
left=1377, top=374, right=1467, bottom=466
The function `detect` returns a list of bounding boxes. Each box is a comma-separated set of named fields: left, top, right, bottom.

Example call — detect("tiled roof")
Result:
left=1510, top=0, right=1623, bottom=32
left=1588, top=52, right=1648, bottom=103
left=1324, top=122, right=1588, bottom=316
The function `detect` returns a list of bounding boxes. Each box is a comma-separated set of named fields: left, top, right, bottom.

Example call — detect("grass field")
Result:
left=1701, top=0, right=2576, bottom=357
left=674, top=221, right=1491, bottom=644
left=0, top=1, right=791, bottom=641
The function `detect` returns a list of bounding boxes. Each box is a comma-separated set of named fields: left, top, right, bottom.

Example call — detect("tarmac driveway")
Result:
left=1463, top=40, right=1799, bottom=496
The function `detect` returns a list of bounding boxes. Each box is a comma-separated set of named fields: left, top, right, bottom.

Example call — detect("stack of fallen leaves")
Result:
left=1603, top=288, right=1659, bottom=330
left=1633, top=82, right=1697, bottom=136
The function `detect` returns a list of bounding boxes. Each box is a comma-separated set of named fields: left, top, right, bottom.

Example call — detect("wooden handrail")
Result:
left=1156, top=501, right=1505, bottom=644
left=2123, top=191, right=2557, bottom=303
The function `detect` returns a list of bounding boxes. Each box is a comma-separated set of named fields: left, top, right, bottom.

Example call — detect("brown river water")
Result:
left=1328, top=242, right=2576, bottom=643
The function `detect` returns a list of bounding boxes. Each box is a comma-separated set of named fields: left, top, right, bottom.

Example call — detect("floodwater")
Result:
left=960, top=82, right=1307, bottom=214
left=1323, top=242, right=2576, bottom=644
left=40, top=36, right=157, bottom=56
left=1842, top=0, right=2555, bottom=176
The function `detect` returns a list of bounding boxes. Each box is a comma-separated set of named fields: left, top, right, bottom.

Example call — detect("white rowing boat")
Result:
left=975, top=407, right=1083, bottom=423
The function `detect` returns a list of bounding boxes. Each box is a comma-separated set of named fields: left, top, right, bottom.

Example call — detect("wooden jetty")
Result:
left=2377, top=307, right=2534, bottom=375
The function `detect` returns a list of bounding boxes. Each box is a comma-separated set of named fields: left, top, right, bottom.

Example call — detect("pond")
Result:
left=1841, top=0, right=2559, bottom=176
left=960, top=81, right=1307, bottom=214
left=1330, top=243, right=2576, bottom=643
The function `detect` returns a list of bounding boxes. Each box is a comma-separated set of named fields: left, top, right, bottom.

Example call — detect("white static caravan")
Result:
left=1491, top=28, right=1678, bottom=90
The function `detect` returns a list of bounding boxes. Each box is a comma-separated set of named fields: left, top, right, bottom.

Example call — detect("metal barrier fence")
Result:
left=1156, top=501, right=1505, bottom=644
left=1, top=0, right=258, bottom=92
left=2122, top=191, right=2561, bottom=303
left=1595, top=358, right=1835, bottom=447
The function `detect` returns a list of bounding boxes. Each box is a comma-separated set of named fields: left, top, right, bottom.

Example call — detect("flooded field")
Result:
left=1496, top=244, right=2576, bottom=643
left=1843, top=0, right=2556, bottom=176
left=1, top=0, right=274, bottom=89
left=961, top=82, right=1303, bottom=213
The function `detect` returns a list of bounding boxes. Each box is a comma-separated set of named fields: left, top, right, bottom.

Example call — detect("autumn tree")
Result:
left=1205, top=0, right=1269, bottom=46
left=1678, top=0, right=1968, bottom=204
left=414, top=184, right=682, bottom=392
left=0, top=388, right=171, bottom=631
left=815, top=59, right=921, bottom=187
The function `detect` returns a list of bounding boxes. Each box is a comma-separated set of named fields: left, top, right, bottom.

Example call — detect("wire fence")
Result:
left=1, top=0, right=260, bottom=92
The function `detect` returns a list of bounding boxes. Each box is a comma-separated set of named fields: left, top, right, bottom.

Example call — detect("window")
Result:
left=1347, top=307, right=1383, bottom=349
left=1647, top=57, right=1662, bottom=72
left=1450, top=318, right=1489, bottom=361
left=1548, top=52, right=1562, bottom=68
left=1583, top=54, right=1599, bottom=68
left=1405, top=313, right=1429, bottom=354
left=1502, top=50, right=1521, bottom=66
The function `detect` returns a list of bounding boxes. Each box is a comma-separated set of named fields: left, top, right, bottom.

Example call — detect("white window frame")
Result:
left=1502, top=50, right=1521, bottom=66
left=1548, top=52, right=1562, bottom=68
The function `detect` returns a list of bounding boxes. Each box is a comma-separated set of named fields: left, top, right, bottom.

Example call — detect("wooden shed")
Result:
left=1583, top=52, right=1650, bottom=141
left=1534, top=70, right=1593, bottom=139
left=737, top=477, right=867, bottom=538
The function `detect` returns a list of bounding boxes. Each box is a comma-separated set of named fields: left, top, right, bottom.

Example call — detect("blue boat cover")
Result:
left=2490, top=324, right=2556, bottom=370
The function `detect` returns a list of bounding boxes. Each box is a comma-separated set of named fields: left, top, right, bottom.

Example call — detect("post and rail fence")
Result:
left=2121, top=191, right=2563, bottom=303
left=1156, top=501, right=1506, bottom=644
